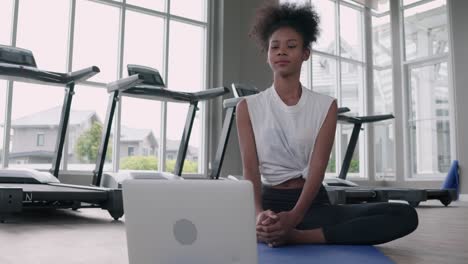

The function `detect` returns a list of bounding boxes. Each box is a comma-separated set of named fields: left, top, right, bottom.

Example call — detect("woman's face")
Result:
left=267, top=27, right=310, bottom=78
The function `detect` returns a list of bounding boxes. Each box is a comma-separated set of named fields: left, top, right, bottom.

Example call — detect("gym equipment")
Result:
left=92, top=64, right=230, bottom=188
left=323, top=113, right=456, bottom=207
left=0, top=45, right=124, bottom=221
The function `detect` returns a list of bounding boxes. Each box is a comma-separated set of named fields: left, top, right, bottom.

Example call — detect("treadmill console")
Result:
left=233, top=83, right=259, bottom=97
left=0, top=45, right=37, bottom=67
left=127, top=64, right=165, bottom=87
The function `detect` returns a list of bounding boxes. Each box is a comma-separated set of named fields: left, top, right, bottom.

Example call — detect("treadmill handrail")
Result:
left=65, top=66, right=100, bottom=84
left=338, top=107, right=351, bottom=114
left=338, top=114, right=394, bottom=124
left=115, top=85, right=229, bottom=103
left=107, top=74, right=145, bottom=93
left=231, top=83, right=259, bottom=98
left=0, top=62, right=99, bottom=86
left=223, top=97, right=243, bottom=109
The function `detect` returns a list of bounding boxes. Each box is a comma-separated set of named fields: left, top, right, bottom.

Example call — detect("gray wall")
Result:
left=209, top=0, right=274, bottom=178
left=449, top=0, right=468, bottom=196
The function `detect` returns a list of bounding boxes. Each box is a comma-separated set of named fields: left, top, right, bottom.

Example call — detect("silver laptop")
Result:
left=123, top=179, right=258, bottom=264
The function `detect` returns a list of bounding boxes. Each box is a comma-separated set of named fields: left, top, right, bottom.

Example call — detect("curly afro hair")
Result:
left=249, top=1, right=320, bottom=51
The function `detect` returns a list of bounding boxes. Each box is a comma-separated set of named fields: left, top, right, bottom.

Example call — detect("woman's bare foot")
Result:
left=268, top=228, right=326, bottom=247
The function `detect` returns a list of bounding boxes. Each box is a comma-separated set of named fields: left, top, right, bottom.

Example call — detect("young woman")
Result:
left=236, top=1, right=418, bottom=247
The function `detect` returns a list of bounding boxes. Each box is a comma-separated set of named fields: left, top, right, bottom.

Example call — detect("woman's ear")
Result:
left=303, top=48, right=311, bottom=61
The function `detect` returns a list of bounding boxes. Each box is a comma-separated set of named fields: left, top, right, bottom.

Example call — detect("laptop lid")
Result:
left=123, top=179, right=258, bottom=264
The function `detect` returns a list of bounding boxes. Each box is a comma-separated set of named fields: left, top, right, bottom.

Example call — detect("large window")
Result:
left=166, top=20, right=206, bottom=174
left=402, top=0, right=451, bottom=178
left=0, top=0, right=210, bottom=176
left=0, top=0, right=9, bottom=164
left=73, top=1, right=120, bottom=83
left=372, top=0, right=395, bottom=180
left=283, top=0, right=453, bottom=181
left=0, top=0, right=13, bottom=45
left=309, top=0, right=367, bottom=178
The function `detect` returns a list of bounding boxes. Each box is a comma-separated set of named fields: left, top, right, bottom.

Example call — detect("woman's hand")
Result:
left=256, top=211, right=302, bottom=246
left=256, top=210, right=278, bottom=243
left=256, top=210, right=278, bottom=226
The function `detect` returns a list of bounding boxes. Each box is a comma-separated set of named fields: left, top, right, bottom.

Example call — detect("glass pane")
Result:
left=165, top=103, right=201, bottom=174
left=123, top=10, right=165, bottom=76
left=409, top=62, right=451, bottom=176
left=0, top=81, right=6, bottom=165
left=340, top=4, right=364, bottom=61
left=340, top=125, right=361, bottom=175
left=341, top=61, right=364, bottom=115
left=127, top=0, right=165, bottom=11
left=342, top=0, right=364, bottom=8
left=171, top=0, right=206, bottom=22
left=374, top=120, right=395, bottom=179
left=9, top=83, right=64, bottom=169
left=312, top=0, right=336, bottom=54
left=17, top=0, right=69, bottom=72
left=168, top=21, right=205, bottom=92
left=340, top=61, right=364, bottom=177
left=0, top=0, right=14, bottom=45
left=166, top=21, right=205, bottom=174
left=373, top=68, right=394, bottom=179
left=373, top=68, right=393, bottom=115
left=325, top=142, right=336, bottom=175
left=374, top=0, right=390, bottom=13
left=68, top=86, right=111, bottom=171
left=403, top=0, right=448, bottom=61
left=372, top=15, right=392, bottom=67
left=403, top=0, right=424, bottom=6
left=312, top=55, right=337, bottom=97
left=73, top=1, right=120, bottom=83
left=300, top=61, right=309, bottom=88
left=120, top=98, right=161, bottom=171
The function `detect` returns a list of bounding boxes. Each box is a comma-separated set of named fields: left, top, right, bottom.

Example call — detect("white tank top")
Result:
left=245, top=85, right=335, bottom=186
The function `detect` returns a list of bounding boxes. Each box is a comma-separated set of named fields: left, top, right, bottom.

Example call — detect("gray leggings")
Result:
left=262, top=186, right=418, bottom=245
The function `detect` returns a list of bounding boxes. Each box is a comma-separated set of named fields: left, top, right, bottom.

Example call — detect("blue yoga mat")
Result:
left=258, top=243, right=394, bottom=264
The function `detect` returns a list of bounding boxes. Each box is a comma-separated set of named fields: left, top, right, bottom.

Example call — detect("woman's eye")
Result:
left=288, top=45, right=297, bottom=49
left=271, top=46, right=279, bottom=49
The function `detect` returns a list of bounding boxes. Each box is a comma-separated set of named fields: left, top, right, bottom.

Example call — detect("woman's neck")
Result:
left=273, top=74, right=302, bottom=106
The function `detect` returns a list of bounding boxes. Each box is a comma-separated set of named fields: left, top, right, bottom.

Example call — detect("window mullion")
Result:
left=390, top=0, right=408, bottom=181
left=364, top=6, right=374, bottom=181
left=335, top=0, right=343, bottom=173
left=159, top=0, right=171, bottom=172
left=2, top=0, right=19, bottom=168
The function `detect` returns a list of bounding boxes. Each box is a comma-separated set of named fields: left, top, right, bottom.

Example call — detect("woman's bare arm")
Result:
left=291, top=100, right=338, bottom=221
left=236, top=99, right=263, bottom=215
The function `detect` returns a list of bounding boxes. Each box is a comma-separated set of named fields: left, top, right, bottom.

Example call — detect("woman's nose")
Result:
left=277, top=47, right=286, bottom=56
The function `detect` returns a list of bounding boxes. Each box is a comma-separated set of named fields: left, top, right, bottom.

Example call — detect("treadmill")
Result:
left=93, top=64, right=230, bottom=188
left=209, top=83, right=385, bottom=205
left=324, top=114, right=457, bottom=207
left=0, top=45, right=123, bottom=221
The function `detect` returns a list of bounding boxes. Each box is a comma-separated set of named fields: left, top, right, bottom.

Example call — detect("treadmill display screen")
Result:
left=127, top=64, right=165, bottom=87
left=0, top=45, right=37, bottom=67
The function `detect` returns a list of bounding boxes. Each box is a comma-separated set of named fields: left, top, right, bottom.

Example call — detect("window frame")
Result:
left=0, top=0, right=211, bottom=177
left=400, top=0, right=454, bottom=180
left=36, top=133, right=45, bottom=147
left=306, top=0, right=368, bottom=179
